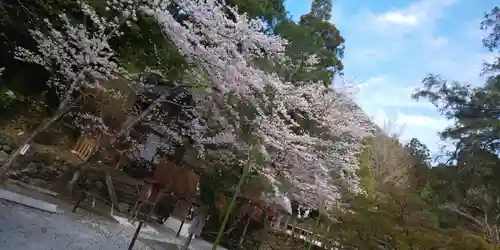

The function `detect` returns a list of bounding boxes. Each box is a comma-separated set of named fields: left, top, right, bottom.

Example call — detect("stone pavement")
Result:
left=112, top=214, right=227, bottom=250
left=0, top=182, right=225, bottom=250
left=0, top=199, right=151, bottom=250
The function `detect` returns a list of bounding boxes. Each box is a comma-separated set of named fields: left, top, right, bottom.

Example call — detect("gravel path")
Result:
left=0, top=199, right=152, bottom=250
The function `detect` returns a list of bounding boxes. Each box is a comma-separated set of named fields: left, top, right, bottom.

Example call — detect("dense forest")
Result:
left=0, top=0, right=498, bottom=249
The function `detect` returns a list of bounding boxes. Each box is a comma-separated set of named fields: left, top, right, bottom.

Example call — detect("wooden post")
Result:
left=72, top=191, right=87, bottom=213
left=274, top=214, right=282, bottom=230
left=67, top=164, right=89, bottom=195
left=304, top=225, right=313, bottom=247
left=286, top=217, right=296, bottom=246
left=291, top=218, right=296, bottom=237
left=183, top=233, right=194, bottom=250
left=239, top=215, right=252, bottom=245
left=128, top=220, right=144, bottom=250
left=114, top=153, right=123, bottom=170
left=105, top=171, right=119, bottom=210
left=283, top=216, right=289, bottom=231
left=177, top=203, right=193, bottom=237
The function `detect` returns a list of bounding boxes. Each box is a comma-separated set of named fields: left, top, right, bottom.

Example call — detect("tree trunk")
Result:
left=212, top=159, right=253, bottom=250
left=239, top=215, right=252, bottom=245
left=0, top=96, right=75, bottom=181
left=66, top=167, right=83, bottom=193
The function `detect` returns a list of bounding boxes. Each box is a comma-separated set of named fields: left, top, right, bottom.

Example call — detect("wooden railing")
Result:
left=71, top=134, right=101, bottom=161
left=271, top=220, right=332, bottom=249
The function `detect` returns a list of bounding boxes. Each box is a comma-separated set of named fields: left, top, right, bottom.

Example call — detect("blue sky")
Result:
left=285, top=0, right=497, bottom=157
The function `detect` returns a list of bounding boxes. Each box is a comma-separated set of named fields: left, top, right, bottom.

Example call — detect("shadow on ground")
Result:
left=139, top=238, right=183, bottom=250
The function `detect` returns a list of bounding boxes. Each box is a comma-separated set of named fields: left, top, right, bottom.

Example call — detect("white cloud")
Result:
left=353, top=73, right=457, bottom=156
left=355, top=76, right=434, bottom=110
left=366, top=107, right=452, bottom=155
left=394, top=113, right=454, bottom=158
left=355, top=77, right=450, bottom=132
left=339, top=0, right=464, bottom=73
left=374, top=0, right=458, bottom=29
left=377, top=12, right=418, bottom=25
left=395, top=112, right=451, bottom=131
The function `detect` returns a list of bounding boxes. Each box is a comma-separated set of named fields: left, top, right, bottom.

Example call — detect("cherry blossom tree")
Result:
left=3, top=0, right=377, bottom=211
left=0, top=1, right=128, bottom=178
left=117, top=0, right=377, bottom=208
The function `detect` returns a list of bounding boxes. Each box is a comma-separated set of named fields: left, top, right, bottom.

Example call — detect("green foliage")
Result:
left=412, top=74, right=500, bottom=159
left=244, top=0, right=345, bottom=87
left=113, top=15, right=190, bottom=78
left=445, top=229, right=499, bottom=250
left=0, top=86, right=17, bottom=109
left=403, top=138, right=434, bottom=195
left=405, top=138, right=431, bottom=164
left=481, top=7, right=500, bottom=53
left=274, top=9, right=345, bottom=86
left=226, top=0, right=286, bottom=30
left=357, top=145, right=377, bottom=200
left=328, top=184, right=498, bottom=250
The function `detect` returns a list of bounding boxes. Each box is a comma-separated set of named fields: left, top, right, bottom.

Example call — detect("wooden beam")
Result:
left=7, top=179, right=58, bottom=197
left=0, top=189, right=58, bottom=213
left=105, top=171, right=119, bottom=210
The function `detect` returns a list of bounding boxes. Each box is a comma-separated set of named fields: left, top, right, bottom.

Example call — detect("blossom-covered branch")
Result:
left=0, top=1, right=129, bottom=179
left=119, top=0, right=377, bottom=207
